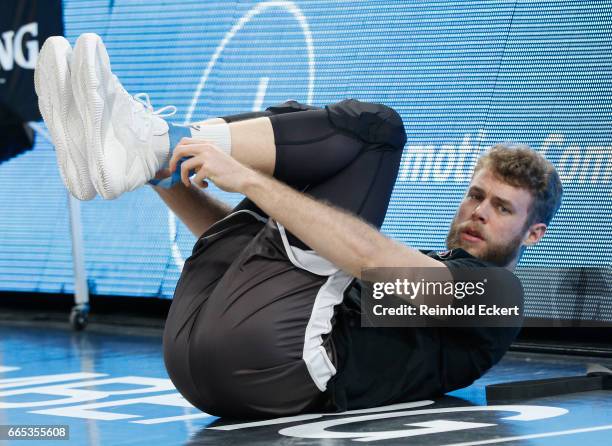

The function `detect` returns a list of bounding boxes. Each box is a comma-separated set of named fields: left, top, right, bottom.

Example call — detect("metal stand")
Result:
left=68, top=193, right=90, bottom=330
left=29, top=122, right=90, bottom=330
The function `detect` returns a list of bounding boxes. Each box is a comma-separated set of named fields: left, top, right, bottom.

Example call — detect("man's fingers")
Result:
left=169, top=143, right=214, bottom=172
left=169, top=147, right=186, bottom=172
left=169, top=145, right=197, bottom=171
left=193, top=169, right=209, bottom=188
left=180, top=157, right=202, bottom=187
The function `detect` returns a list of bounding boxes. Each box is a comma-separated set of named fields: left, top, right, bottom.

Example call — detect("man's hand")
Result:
left=169, top=138, right=256, bottom=193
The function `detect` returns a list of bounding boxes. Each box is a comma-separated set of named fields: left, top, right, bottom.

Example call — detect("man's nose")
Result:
left=471, top=201, right=490, bottom=222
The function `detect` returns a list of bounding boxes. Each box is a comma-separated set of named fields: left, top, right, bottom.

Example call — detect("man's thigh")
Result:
left=162, top=209, right=267, bottom=410
left=165, top=217, right=348, bottom=419
left=196, top=220, right=348, bottom=418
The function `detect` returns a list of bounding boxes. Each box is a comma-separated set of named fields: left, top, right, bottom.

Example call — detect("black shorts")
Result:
left=162, top=99, right=406, bottom=419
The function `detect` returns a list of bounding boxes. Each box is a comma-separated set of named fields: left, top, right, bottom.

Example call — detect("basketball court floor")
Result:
left=1, top=322, right=610, bottom=445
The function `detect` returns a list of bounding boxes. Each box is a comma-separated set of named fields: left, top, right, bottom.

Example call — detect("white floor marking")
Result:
left=440, top=424, right=612, bottom=446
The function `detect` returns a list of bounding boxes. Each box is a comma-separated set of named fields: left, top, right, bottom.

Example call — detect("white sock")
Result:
left=189, top=122, right=232, bottom=155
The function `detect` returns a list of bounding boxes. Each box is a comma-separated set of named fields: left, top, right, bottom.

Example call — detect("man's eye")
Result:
left=499, top=206, right=511, bottom=214
left=468, top=193, right=482, bottom=200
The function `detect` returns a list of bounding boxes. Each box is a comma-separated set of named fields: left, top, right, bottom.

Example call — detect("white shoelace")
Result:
left=110, top=75, right=177, bottom=119
left=133, top=92, right=177, bottom=118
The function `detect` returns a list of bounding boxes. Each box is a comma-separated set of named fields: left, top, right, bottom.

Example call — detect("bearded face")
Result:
left=446, top=212, right=526, bottom=266
left=446, top=168, right=537, bottom=267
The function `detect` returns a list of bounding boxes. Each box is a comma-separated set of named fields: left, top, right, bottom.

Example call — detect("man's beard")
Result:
left=445, top=216, right=524, bottom=267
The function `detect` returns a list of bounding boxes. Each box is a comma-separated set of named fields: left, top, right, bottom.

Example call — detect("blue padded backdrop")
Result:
left=0, top=1, right=610, bottom=322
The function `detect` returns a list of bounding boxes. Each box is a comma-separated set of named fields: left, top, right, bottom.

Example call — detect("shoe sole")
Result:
left=72, top=33, right=122, bottom=200
left=34, top=37, right=96, bottom=201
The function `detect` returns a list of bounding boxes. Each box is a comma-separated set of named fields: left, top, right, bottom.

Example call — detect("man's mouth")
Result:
left=460, top=227, right=485, bottom=242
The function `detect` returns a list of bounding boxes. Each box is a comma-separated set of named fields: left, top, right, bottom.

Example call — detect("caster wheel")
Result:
left=70, top=308, right=88, bottom=331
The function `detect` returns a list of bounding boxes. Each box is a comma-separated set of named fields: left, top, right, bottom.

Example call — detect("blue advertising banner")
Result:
left=0, top=1, right=610, bottom=323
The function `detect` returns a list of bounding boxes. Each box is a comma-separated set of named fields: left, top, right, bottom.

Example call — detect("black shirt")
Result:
left=324, top=248, right=523, bottom=412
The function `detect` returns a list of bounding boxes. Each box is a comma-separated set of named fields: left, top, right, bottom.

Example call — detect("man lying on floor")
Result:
left=35, top=33, right=562, bottom=419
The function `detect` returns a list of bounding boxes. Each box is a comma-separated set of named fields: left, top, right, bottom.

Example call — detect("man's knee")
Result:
left=265, top=99, right=322, bottom=114
left=326, top=99, right=407, bottom=150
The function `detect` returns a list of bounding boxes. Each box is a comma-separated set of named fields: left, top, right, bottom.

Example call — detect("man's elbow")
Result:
left=359, top=241, right=393, bottom=278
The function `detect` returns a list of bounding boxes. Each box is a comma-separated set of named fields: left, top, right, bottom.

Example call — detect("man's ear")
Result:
left=523, top=223, right=547, bottom=246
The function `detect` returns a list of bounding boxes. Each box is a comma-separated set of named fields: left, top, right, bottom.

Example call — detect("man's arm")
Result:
left=152, top=179, right=231, bottom=238
left=242, top=171, right=447, bottom=279
left=167, top=141, right=450, bottom=282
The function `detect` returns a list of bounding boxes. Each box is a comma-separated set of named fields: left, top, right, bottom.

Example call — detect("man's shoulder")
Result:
left=420, top=249, right=524, bottom=309
left=419, top=248, right=492, bottom=266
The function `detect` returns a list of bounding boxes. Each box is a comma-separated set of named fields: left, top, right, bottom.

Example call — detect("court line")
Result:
left=440, top=423, right=612, bottom=446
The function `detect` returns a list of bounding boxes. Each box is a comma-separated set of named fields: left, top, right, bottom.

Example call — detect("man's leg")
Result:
left=156, top=99, right=400, bottom=243
left=226, top=100, right=405, bottom=247
left=163, top=100, right=406, bottom=419
left=152, top=183, right=232, bottom=239
left=150, top=102, right=323, bottom=238
left=150, top=117, right=239, bottom=239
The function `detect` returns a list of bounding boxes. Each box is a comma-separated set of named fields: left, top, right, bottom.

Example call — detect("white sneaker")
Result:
left=34, top=36, right=97, bottom=201
left=71, top=33, right=176, bottom=200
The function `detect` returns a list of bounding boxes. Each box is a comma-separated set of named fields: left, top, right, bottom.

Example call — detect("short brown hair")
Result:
left=473, top=143, right=563, bottom=226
